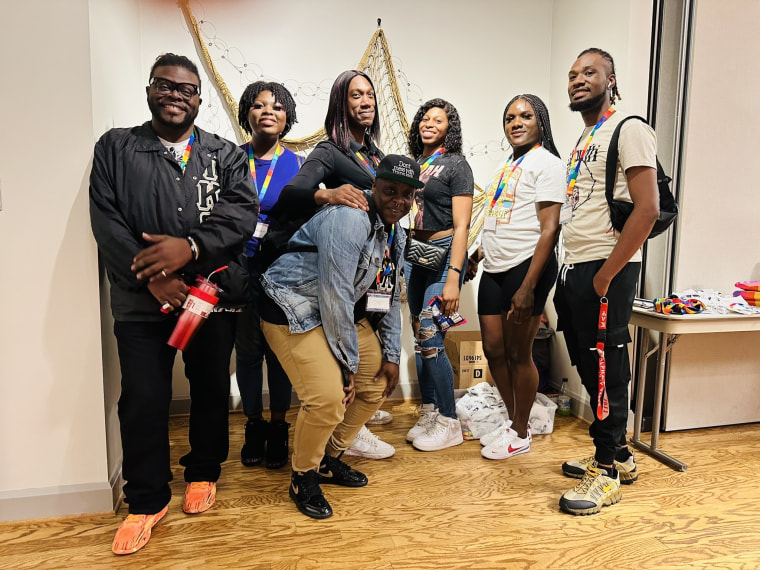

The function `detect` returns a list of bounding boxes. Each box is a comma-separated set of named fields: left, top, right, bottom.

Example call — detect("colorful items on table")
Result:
left=653, top=296, right=706, bottom=315
left=734, top=281, right=760, bottom=306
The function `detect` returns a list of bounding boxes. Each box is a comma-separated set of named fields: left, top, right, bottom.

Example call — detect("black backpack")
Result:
left=605, top=115, right=678, bottom=239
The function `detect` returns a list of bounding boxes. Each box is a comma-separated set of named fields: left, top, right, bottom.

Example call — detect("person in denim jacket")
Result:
left=260, top=155, right=422, bottom=519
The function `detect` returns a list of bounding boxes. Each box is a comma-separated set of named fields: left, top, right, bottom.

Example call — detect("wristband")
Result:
left=448, top=265, right=461, bottom=274
left=186, top=236, right=199, bottom=261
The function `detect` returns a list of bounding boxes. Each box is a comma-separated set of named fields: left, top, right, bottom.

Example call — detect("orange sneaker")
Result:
left=111, top=506, right=168, bottom=555
left=182, top=481, right=216, bottom=514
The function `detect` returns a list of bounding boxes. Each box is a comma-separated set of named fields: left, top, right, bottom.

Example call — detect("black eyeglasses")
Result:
left=149, top=77, right=200, bottom=99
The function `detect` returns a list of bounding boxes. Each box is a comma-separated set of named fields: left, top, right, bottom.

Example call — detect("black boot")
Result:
left=241, top=418, right=268, bottom=467
left=265, top=419, right=291, bottom=469
left=290, top=470, right=332, bottom=519
left=316, top=453, right=368, bottom=487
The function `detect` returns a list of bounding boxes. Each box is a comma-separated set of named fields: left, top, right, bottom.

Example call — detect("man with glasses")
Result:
left=90, top=53, right=258, bottom=554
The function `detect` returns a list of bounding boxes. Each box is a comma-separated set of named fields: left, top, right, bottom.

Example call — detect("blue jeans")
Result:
left=405, top=235, right=464, bottom=419
left=235, top=260, right=292, bottom=418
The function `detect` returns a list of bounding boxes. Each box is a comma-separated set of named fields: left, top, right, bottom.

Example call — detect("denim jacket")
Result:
left=261, top=201, right=405, bottom=374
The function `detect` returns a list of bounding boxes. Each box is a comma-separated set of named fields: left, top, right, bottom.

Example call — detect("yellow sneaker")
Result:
left=559, top=463, right=622, bottom=515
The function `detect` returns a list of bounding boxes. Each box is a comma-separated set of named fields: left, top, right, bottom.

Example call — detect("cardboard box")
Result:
left=443, top=330, right=494, bottom=389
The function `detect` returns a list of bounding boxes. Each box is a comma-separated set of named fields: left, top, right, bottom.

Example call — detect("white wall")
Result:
left=0, top=0, right=111, bottom=519
left=664, top=0, right=760, bottom=430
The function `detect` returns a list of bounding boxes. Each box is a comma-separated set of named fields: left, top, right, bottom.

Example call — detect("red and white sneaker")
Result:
left=481, top=428, right=531, bottom=460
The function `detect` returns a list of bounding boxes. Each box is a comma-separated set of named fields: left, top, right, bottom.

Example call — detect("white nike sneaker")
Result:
left=481, top=427, right=531, bottom=460
left=405, top=403, right=438, bottom=443
left=344, top=426, right=395, bottom=459
left=480, top=420, right=512, bottom=447
left=366, top=409, right=393, bottom=426
left=412, top=415, right=464, bottom=452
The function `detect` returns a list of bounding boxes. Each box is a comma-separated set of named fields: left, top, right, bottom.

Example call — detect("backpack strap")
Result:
left=605, top=115, right=648, bottom=204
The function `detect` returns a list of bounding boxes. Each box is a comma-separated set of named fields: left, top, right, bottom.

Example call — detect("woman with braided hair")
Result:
left=466, top=94, right=565, bottom=460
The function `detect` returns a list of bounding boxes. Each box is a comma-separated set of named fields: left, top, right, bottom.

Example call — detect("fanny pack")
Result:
left=407, top=238, right=448, bottom=271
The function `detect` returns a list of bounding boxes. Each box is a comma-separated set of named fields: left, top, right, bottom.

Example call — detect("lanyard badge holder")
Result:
left=367, top=225, right=395, bottom=313
left=596, top=296, right=610, bottom=420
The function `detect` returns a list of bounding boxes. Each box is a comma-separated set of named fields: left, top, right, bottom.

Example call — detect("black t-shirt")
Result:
left=413, top=153, right=474, bottom=231
left=258, top=138, right=384, bottom=271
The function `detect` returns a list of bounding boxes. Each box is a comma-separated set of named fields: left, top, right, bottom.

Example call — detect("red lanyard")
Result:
left=596, top=297, right=610, bottom=420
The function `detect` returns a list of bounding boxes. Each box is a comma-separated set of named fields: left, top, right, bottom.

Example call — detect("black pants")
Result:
left=554, top=261, right=640, bottom=465
left=114, top=313, right=236, bottom=514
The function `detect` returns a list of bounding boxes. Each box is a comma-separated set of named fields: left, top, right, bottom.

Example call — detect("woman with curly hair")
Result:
left=467, top=94, right=565, bottom=460
left=404, top=98, right=474, bottom=452
left=235, top=81, right=302, bottom=470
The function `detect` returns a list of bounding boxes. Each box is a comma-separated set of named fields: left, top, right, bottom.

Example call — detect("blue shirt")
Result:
left=241, top=143, right=302, bottom=257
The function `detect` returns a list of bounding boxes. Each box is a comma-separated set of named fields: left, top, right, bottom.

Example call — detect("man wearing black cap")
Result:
left=259, top=154, right=422, bottom=519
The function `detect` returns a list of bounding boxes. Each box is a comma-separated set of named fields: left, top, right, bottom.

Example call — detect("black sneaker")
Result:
left=290, top=470, right=332, bottom=519
left=265, top=420, right=290, bottom=469
left=316, top=454, right=368, bottom=487
left=241, top=418, right=268, bottom=467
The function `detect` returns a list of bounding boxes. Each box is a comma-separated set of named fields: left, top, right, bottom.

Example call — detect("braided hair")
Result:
left=502, top=94, right=560, bottom=158
left=237, top=81, right=298, bottom=137
left=408, top=98, right=463, bottom=159
left=578, top=47, right=622, bottom=104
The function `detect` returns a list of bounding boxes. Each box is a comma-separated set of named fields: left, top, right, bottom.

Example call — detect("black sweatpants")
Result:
left=114, top=312, right=236, bottom=514
left=554, top=260, right=640, bottom=465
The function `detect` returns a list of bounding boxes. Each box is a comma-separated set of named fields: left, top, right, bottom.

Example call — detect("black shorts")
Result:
left=477, top=255, right=558, bottom=316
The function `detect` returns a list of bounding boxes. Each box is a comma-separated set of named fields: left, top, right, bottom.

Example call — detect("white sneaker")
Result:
left=480, top=420, right=512, bottom=447
left=344, top=426, right=395, bottom=459
left=481, top=428, right=531, bottom=460
left=366, top=409, right=393, bottom=426
left=412, top=414, right=464, bottom=452
left=405, top=404, right=438, bottom=443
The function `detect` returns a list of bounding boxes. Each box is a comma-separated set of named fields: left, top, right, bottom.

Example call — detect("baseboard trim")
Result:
left=0, top=482, right=113, bottom=522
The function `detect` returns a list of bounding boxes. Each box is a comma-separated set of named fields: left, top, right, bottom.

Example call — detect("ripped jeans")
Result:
left=405, top=235, right=464, bottom=419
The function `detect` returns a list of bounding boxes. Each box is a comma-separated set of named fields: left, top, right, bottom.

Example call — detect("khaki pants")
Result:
left=262, top=318, right=386, bottom=473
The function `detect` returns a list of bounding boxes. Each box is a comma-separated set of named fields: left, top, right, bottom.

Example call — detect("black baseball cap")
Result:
left=375, top=154, right=424, bottom=188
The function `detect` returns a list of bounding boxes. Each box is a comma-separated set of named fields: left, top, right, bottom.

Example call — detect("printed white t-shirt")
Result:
left=561, top=112, right=657, bottom=264
left=481, top=145, right=565, bottom=273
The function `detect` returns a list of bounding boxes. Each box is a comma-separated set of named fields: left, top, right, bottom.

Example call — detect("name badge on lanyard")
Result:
left=253, top=221, right=269, bottom=238
left=366, top=291, right=392, bottom=313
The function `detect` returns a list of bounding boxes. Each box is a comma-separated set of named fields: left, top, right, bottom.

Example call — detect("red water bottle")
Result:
left=168, top=267, right=227, bottom=350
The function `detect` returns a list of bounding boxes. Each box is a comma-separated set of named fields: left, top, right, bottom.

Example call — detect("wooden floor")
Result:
left=2, top=404, right=760, bottom=569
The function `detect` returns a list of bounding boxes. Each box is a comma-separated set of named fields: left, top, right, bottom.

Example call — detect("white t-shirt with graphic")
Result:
left=481, top=145, right=566, bottom=273
left=561, top=112, right=657, bottom=264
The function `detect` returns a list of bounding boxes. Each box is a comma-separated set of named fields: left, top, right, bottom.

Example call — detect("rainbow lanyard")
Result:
left=419, top=147, right=446, bottom=171
left=489, top=143, right=541, bottom=210
left=248, top=143, right=281, bottom=202
left=376, top=224, right=395, bottom=284
left=179, top=131, right=195, bottom=172
left=566, top=106, right=616, bottom=196
left=355, top=151, right=379, bottom=175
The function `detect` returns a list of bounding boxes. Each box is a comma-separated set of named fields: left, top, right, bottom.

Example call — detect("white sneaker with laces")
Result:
left=405, top=404, right=438, bottom=443
left=412, top=414, right=464, bottom=452
left=344, top=426, right=395, bottom=459
left=480, top=420, right=512, bottom=447
left=481, top=427, right=531, bottom=460
left=366, top=409, right=393, bottom=426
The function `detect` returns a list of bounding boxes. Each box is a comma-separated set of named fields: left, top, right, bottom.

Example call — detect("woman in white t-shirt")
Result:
left=467, top=94, right=565, bottom=460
